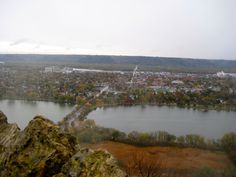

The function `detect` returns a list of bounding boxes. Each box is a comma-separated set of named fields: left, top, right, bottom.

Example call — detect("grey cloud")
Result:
left=10, top=39, right=29, bottom=46
left=0, top=0, right=235, bottom=60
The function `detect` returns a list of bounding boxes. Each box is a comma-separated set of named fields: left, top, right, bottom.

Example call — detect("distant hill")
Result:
left=0, top=54, right=236, bottom=73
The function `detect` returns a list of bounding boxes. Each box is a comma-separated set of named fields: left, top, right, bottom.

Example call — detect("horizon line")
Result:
left=0, top=53, right=234, bottom=61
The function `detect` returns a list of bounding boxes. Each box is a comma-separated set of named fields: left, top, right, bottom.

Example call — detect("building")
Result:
left=44, top=67, right=53, bottom=73
left=216, top=71, right=227, bottom=77
left=171, top=80, right=184, bottom=85
left=44, top=66, right=62, bottom=73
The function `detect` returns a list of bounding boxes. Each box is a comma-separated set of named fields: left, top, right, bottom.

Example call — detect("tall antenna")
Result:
left=130, top=65, right=138, bottom=87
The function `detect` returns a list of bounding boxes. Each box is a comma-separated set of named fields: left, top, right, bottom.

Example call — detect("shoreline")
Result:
left=0, top=97, right=75, bottom=105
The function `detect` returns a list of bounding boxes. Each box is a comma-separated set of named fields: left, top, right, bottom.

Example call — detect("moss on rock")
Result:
left=0, top=113, right=126, bottom=177
left=61, top=148, right=126, bottom=177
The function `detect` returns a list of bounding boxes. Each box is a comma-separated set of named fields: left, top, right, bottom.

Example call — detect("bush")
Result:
left=185, top=134, right=206, bottom=148
left=221, top=132, right=236, bottom=152
left=191, top=167, right=216, bottom=177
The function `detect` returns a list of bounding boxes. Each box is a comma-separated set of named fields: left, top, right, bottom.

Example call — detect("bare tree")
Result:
left=124, top=151, right=164, bottom=177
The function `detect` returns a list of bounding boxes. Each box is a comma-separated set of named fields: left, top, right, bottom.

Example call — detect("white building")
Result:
left=171, top=80, right=184, bottom=85
left=44, top=67, right=53, bottom=73
left=44, top=66, right=62, bottom=73
left=216, top=71, right=227, bottom=77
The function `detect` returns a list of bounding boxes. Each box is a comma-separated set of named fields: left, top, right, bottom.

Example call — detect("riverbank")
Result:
left=66, top=102, right=236, bottom=127
left=75, top=98, right=236, bottom=123
left=0, top=97, right=76, bottom=105
left=97, top=102, right=236, bottom=112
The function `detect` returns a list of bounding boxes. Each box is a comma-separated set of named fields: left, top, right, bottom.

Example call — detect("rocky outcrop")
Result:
left=61, top=148, right=126, bottom=177
left=0, top=111, right=20, bottom=157
left=0, top=111, right=126, bottom=177
left=0, top=111, right=7, bottom=124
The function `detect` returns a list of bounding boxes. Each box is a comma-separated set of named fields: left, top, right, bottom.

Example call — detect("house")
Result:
left=171, top=80, right=184, bottom=85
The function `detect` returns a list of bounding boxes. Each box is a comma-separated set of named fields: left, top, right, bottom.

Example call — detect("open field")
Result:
left=82, top=141, right=234, bottom=174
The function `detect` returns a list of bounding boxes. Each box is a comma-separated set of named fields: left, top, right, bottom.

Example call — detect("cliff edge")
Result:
left=0, top=111, right=126, bottom=177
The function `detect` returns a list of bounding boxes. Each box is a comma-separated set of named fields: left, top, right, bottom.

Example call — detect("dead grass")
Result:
left=82, top=141, right=234, bottom=174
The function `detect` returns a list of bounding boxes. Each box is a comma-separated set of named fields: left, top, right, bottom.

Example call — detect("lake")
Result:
left=0, top=100, right=74, bottom=129
left=87, top=105, right=236, bottom=139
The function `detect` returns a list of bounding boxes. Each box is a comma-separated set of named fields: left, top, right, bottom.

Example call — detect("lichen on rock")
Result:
left=61, top=148, right=126, bottom=177
left=0, top=111, right=8, bottom=124
left=0, top=111, right=126, bottom=177
left=0, top=111, right=20, bottom=155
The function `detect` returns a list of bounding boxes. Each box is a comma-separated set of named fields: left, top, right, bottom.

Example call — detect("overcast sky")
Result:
left=0, top=0, right=235, bottom=59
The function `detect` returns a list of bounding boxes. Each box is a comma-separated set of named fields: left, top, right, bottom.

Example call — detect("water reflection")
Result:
left=88, top=105, right=236, bottom=139
left=7, top=100, right=16, bottom=105
left=0, top=99, right=74, bottom=129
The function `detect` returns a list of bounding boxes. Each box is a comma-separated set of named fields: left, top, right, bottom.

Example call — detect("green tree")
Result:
left=221, top=132, right=236, bottom=152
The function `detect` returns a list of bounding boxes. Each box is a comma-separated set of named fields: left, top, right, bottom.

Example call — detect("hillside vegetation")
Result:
left=1, top=54, right=236, bottom=72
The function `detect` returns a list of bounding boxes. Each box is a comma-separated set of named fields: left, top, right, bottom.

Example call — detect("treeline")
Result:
left=119, top=131, right=209, bottom=148
left=100, top=89, right=236, bottom=111
left=118, top=131, right=236, bottom=165
left=221, top=132, right=236, bottom=164
left=72, top=122, right=236, bottom=151
left=106, top=130, right=220, bottom=150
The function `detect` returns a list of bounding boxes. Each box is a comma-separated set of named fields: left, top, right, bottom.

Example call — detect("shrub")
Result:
left=221, top=132, right=236, bottom=152
left=191, top=167, right=216, bottom=177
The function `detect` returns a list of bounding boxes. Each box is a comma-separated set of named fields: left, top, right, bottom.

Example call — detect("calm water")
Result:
left=88, top=105, right=236, bottom=139
left=0, top=100, right=74, bottom=129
